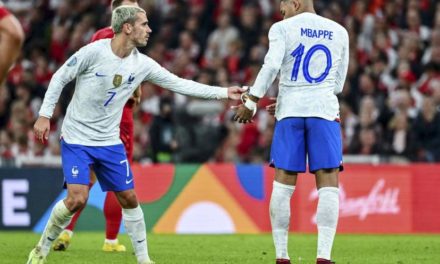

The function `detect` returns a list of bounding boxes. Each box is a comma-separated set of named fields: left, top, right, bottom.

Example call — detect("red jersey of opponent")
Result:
left=91, top=27, right=135, bottom=162
left=0, top=5, right=10, bottom=20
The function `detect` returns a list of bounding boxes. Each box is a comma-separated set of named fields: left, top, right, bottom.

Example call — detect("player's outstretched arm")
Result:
left=144, top=57, right=246, bottom=100
left=34, top=116, right=50, bottom=143
left=227, top=86, right=248, bottom=100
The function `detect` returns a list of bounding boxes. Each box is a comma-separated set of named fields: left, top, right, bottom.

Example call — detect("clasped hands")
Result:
left=233, top=93, right=256, bottom=123
left=229, top=86, right=258, bottom=124
left=230, top=86, right=277, bottom=124
left=224, top=86, right=254, bottom=123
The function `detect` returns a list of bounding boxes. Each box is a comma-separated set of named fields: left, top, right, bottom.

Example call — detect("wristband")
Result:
left=244, top=98, right=257, bottom=111
left=243, top=96, right=257, bottom=117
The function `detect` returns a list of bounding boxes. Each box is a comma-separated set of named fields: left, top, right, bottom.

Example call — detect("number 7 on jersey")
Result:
left=104, top=91, right=117, bottom=106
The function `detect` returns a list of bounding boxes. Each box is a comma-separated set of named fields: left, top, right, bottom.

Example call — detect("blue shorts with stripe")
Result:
left=270, top=117, right=343, bottom=173
left=60, top=139, right=134, bottom=192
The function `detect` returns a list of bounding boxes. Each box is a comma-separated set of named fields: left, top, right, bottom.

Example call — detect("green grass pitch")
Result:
left=1, top=232, right=439, bottom=263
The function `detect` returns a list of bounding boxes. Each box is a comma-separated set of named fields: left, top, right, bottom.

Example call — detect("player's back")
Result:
left=275, top=12, right=349, bottom=121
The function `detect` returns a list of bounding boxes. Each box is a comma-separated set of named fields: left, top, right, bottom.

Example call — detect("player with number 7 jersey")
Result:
left=28, top=5, right=245, bottom=264
left=233, top=1, right=349, bottom=264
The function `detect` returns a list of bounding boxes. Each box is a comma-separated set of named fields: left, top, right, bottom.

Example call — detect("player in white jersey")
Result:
left=27, top=5, right=245, bottom=264
left=234, top=1, right=349, bottom=264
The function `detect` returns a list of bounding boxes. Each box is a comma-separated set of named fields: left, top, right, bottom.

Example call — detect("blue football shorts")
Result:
left=270, top=117, right=343, bottom=173
left=60, top=139, right=134, bottom=192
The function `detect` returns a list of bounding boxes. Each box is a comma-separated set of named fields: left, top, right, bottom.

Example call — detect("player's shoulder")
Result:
left=86, top=38, right=110, bottom=49
left=270, top=18, right=286, bottom=29
left=78, top=39, right=111, bottom=57
left=137, top=51, right=155, bottom=64
left=268, top=19, right=287, bottom=36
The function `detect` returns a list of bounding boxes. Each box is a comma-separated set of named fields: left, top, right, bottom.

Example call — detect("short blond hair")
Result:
left=111, top=5, right=145, bottom=34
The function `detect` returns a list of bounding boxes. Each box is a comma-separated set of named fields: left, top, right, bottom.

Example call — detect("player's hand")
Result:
left=132, top=85, right=142, bottom=105
left=232, top=89, right=258, bottom=123
left=34, top=116, right=50, bottom=143
left=266, top=97, right=277, bottom=116
left=129, top=85, right=142, bottom=105
left=227, top=86, right=248, bottom=100
left=130, top=94, right=141, bottom=105
left=233, top=104, right=254, bottom=123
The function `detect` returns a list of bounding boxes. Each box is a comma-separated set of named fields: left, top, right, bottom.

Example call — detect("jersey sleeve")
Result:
left=249, top=23, right=286, bottom=98
left=39, top=45, right=95, bottom=118
left=142, top=57, right=228, bottom=100
left=334, top=29, right=349, bottom=95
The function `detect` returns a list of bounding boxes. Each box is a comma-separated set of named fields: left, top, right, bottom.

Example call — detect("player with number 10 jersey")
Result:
left=253, top=12, right=349, bottom=123
left=250, top=12, right=349, bottom=173
left=241, top=5, right=349, bottom=263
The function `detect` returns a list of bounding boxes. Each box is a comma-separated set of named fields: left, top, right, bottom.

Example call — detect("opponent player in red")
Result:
left=0, top=1, right=24, bottom=85
left=53, top=0, right=140, bottom=252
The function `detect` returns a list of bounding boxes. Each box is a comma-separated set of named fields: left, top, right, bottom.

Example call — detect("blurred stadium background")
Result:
left=1, top=0, right=440, bottom=263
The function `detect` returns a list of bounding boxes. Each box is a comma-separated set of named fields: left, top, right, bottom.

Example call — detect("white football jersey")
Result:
left=39, top=39, right=227, bottom=146
left=250, top=12, right=349, bottom=121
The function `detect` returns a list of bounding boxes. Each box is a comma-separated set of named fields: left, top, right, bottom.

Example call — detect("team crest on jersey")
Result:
left=67, top=56, right=77, bottom=67
left=128, top=73, right=135, bottom=84
left=113, top=74, right=122, bottom=87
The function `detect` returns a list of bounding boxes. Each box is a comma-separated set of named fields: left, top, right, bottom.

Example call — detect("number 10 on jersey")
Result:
left=290, top=43, right=332, bottom=83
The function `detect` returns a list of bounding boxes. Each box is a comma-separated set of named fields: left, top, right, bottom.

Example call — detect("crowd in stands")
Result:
left=1, top=0, right=440, bottom=166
